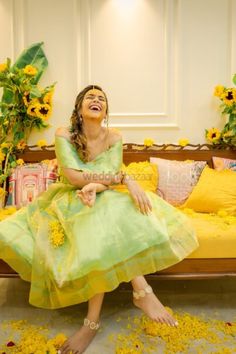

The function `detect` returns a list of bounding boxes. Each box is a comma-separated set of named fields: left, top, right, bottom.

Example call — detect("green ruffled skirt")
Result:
left=0, top=183, right=198, bottom=309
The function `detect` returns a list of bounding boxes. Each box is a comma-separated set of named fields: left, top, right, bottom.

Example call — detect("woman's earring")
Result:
left=79, top=114, right=83, bottom=124
left=104, top=116, right=108, bottom=127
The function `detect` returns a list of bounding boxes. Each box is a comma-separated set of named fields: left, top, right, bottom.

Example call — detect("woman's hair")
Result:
left=69, top=84, right=109, bottom=162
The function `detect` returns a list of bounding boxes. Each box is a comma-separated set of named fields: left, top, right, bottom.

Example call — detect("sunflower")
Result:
left=0, top=142, right=12, bottom=149
left=16, top=140, right=26, bottom=151
left=35, top=103, right=52, bottom=120
left=223, top=130, right=234, bottom=138
left=222, top=89, right=235, bottom=106
left=213, top=85, right=225, bottom=98
left=233, top=88, right=236, bottom=102
left=23, top=64, right=38, bottom=76
left=23, top=92, right=31, bottom=107
left=206, top=127, right=221, bottom=143
left=0, top=63, right=7, bottom=72
left=16, top=159, right=24, bottom=165
left=27, top=101, right=40, bottom=117
left=222, top=130, right=234, bottom=143
left=0, top=151, right=6, bottom=163
left=43, top=90, right=54, bottom=105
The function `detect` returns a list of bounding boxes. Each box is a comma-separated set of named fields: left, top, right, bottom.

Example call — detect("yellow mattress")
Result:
left=179, top=209, right=236, bottom=258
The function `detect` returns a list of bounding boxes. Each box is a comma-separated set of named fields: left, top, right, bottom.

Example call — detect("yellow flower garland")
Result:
left=49, top=221, right=65, bottom=248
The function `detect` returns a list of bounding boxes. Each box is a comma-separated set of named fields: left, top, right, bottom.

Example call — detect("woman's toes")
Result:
left=156, top=316, right=164, bottom=324
left=166, top=315, right=174, bottom=326
left=61, top=344, right=69, bottom=354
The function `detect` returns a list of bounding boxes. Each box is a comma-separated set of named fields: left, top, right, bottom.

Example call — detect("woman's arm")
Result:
left=61, top=167, right=121, bottom=188
left=121, top=174, right=153, bottom=215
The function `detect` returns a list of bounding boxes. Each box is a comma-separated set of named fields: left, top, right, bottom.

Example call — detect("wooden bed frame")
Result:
left=0, top=143, right=236, bottom=279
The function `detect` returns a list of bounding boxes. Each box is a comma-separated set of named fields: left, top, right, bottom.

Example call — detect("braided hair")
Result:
left=69, top=85, right=109, bottom=162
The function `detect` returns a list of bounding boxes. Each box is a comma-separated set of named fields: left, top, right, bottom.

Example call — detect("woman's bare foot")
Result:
left=60, top=324, right=98, bottom=354
left=133, top=289, right=178, bottom=327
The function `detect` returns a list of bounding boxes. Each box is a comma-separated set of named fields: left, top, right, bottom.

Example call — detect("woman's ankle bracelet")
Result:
left=83, top=318, right=100, bottom=330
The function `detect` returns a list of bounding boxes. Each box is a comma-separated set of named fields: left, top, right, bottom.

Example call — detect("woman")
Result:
left=0, top=85, right=199, bottom=354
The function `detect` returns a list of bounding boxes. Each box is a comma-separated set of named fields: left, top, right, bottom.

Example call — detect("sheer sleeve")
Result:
left=55, top=135, right=90, bottom=172
left=55, top=135, right=123, bottom=175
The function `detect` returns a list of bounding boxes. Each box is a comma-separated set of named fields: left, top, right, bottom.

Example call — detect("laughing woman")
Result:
left=0, top=85, right=198, bottom=354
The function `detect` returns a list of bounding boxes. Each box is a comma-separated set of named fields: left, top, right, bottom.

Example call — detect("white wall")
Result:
left=0, top=0, right=235, bottom=144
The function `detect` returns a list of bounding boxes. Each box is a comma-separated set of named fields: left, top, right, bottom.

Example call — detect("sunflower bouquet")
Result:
left=0, top=42, right=55, bottom=207
left=205, top=74, right=236, bottom=146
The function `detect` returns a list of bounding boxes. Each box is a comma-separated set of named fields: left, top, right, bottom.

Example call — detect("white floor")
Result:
left=0, top=277, right=236, bottom=353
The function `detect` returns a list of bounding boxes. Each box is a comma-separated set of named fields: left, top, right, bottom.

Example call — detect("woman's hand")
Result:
left=125, top=179, right=152, bottom=215
left=76, top=183, right=107, bottom=207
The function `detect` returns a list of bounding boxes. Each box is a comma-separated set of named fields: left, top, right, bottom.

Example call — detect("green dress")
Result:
left=0, top=136, right=198, bottom=309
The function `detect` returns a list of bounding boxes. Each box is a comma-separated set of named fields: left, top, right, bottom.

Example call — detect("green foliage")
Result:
left=206, top=74, right=236, bottom=147
left=0, top=42, right=55, bottom=145
left=13, top=42, right=48, bottom=83
left=0, top=43, right=55, bottom=203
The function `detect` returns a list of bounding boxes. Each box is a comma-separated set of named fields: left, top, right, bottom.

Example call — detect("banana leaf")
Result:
left=1, top=42, right=48, bottom=111
left=13, top=42, right=48, bottom=83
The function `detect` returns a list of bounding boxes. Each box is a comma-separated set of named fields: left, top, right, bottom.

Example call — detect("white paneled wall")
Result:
left=0, top=0, right=235, bottom=144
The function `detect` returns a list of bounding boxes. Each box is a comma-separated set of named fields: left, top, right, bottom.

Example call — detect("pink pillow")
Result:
left=150, top=157, right=206, bottom=206
left=212, top=156, right=236, bottom=171
left=7, top=160, right=58, bottom=208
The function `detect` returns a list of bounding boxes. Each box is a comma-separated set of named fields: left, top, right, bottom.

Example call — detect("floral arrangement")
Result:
left=0, top=42, right=55, bottom=207
left=143, top=138, right=190, bottom=147
left=205, top=74, right=236, bottom=146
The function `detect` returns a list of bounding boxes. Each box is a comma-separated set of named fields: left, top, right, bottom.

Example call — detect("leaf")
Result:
left=229, top=114, right=236, bottom=124
left=1, top=43, right=48, bottom=121
left=6, top=57, right=11, bottom=68
left=13, top=42, right=48, bottom=84
left=30, top=85, right=42, bottom=98
left=14, top=131, right=24, bottom=143
left=233, top=73, right=236, bottom=86
left=1, top=89, right=14, bottom=113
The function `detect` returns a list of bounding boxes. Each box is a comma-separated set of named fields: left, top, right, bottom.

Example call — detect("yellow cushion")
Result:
left=110, top=161, right=158, bottom=193
left=183, top=166, right=236, bottom=215
left=180, top=210, right=236, bottom=258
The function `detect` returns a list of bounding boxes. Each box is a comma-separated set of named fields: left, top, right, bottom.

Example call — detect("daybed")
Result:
left=0, top=143, right=236, bottom=279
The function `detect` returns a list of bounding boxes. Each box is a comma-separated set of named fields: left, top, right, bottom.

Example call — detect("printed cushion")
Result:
left=212, top=156, right=236, bottom=171
left=150, top=157, right=206, bottom=206
left=110, top=161, right=158, bottom=193
left=183, top=166, right=236, bottom=215
left=6, top=159, right=58, bottom=208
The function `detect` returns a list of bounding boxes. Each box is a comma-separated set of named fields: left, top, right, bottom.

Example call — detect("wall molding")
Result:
left=12, top=0, right=26, bottom=60
left=77, top=0, right=180, bottom=128
left=107, top=123, right=179, bottom=129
